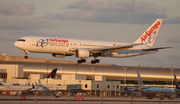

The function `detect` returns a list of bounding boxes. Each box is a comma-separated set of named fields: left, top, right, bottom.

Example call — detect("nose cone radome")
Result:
left=14, top=41, right=22, bottom=49
left=14, top=42, right=19, bottom=47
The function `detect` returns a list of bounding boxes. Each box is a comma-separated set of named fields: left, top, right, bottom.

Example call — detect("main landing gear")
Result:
left=77, top=58, right=100, bottom=64
left=77, top=59, right=86, bottom=64
left=24, top=50, right=29, bottom=59
left=91, top=59, right=100, bottom=64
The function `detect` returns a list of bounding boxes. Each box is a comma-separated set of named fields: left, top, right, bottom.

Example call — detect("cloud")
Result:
left=0, top=30, right=65, bottom=41
left=165, top=17, right=180, bottom=24
left=0, top=3, right=35, bottom=16
left=41, top=13, right=55, bottom=20
left=67, top=0, right=166, bottom=13
left=166, top=37, right=180, bottom=44
left=54, top=0, right=168, bottom=24
left=0, top=34, right=16, bottom=41
left=0, top=18, right=55, bottom=30
left=55, top=10, right=95, bottom=21
left=168, top=55, right=180, bottom=61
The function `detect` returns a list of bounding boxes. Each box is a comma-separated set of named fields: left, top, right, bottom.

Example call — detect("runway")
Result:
left=0, top=96, right=180, bottom=104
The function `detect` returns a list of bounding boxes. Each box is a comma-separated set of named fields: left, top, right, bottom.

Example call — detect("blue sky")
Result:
left=0, top=0, right=180, bottom=68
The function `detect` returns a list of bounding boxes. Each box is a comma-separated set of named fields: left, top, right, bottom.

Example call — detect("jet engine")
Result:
left=75, top=49, right=90, bottom=58
left=168, top=94, right=176, bottom=100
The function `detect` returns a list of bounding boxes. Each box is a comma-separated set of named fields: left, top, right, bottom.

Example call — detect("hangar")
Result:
left=0, top=54, right=180, bottom=86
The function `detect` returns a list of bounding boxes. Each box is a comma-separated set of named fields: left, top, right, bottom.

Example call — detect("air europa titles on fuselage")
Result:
left=140, top=21, right=161, bottom=42
left=48, top=38, right=69, bottom=47
left=49, top=38, right=68, bottom=43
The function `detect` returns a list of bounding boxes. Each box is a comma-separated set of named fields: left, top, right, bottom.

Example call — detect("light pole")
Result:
left=130, top=85, right=138, bottom=104
left=59, top=66, right=64, bottom=79
left=101, top=88, right=106, bottom=104
left=170, top=67, right=174, bottom=88
left=46, top=60, right=50, bottom=85
left=90, top=67, right=95, bottom=81
left=122, top=67, right=128, bottom=86
left=75, top=64, right=77, bottom=75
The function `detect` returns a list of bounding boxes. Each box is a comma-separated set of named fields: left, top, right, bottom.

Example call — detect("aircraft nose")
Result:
left=14, top=42, right=18, bottom=47
left=14, top=41, right=21, bottom=48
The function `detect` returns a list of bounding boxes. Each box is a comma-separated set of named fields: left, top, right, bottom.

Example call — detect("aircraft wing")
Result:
left=142, top=47, right=171, bottom=51
left=89, top=43, right=143, bottom=53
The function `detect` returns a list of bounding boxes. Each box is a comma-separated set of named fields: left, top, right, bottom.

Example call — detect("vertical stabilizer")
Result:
left=174, top=74, right=180, bottom=89
left=133, top=19, right=163, bottom=48
left=46, top=68, right=58, bottom=78
left=137, top=71, right=146, bottom=88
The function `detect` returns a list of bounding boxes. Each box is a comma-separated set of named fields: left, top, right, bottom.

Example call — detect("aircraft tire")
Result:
left=82, top=59, right=86, bottom=63
left=146, top=96, right=153, bottom=99
left=95, top=59, right=100, bottom=63
left=91, top=60, right=96, bottom=64
left=24, top=56, right=29, bottom=59
left=77, top=60, right=82, bottom=64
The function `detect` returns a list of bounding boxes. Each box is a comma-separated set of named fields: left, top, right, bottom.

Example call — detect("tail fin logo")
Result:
left=138, top=80, right=142, bottom=85
left=140, top=21, right=161, bottom=43
left=147, top=31, right=156, bottom=43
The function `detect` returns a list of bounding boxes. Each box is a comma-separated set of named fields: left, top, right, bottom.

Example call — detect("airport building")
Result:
left=0, top=62, right=121, bottom=96
left=0, top=54, right=180, bottom=93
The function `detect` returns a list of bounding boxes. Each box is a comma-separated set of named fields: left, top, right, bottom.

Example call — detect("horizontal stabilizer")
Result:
left=142, top=47, right=171, bottom=51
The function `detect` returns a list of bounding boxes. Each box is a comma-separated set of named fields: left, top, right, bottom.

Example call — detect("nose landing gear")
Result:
left=24, top=51, right=29, bottom=59
left=24, top=56, right=29, bottom=59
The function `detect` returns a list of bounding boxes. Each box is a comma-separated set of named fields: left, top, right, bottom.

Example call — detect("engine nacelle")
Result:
left=168, top=94, right=176, bottom=100
left=52, top=54, right=65, bottom=58
left=75, top=49, right=90, bottom=58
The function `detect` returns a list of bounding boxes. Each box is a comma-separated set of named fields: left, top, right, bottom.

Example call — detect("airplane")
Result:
left=46, top=68, right=58, bottom=78
left=0, top=68, right=57, bottom=91
left=174, top=74, right=180, bottom=97
left=0, top=83, right=35, bottom=91
left=14, top=18, right=170, bottom=64
left=137, top=71, right=176, bottom=100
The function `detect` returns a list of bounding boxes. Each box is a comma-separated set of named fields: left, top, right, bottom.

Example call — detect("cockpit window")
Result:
left=18, top=39, right=25, bottom=42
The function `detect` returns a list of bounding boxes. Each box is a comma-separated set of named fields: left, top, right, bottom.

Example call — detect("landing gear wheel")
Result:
left=95, top=59, right=100, bottom=63
left=77, top=60, right=82, bottom=64
left=24, top=50, right=29, bottom=59
left=91, top=60, right=96, bottom=64
left=24, top=56, right=29, bottom=59
left=82, top=59, right=86, bottom=63
left=91, top=59, right=100, bottom=64
left=77, top=59, right=86, bottom=64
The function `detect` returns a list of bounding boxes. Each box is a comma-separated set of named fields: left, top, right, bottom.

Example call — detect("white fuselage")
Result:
left=143, top=87, right=175, bottom=94
left=141, top=87, right=176, bottom=99
left=14, top=36, right=156, bottom=58
left=0, top=85, right=45, bottom=92
left=0, top=85, right=33, bottom=91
